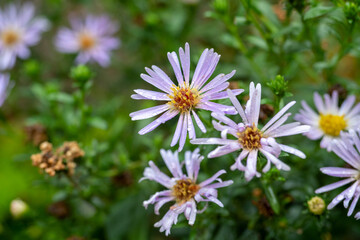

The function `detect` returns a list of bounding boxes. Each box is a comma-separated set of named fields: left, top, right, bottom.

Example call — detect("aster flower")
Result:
left=191, top=82, right=310, bottom=181
left=129, top=43, right=242, bottom=151
left=0, top=2, right=49, bottom=70
left=294, top=91, right=360, bottom=151
left=315, top=129, right=360, bottom=218
left=0, top=73, right=10, bottom=106
left=55, top=15, right=120, bottom=67
left=140, top=148, right=233, bottom=236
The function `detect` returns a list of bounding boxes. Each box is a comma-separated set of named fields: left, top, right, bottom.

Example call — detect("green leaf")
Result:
left=247, top=36, right=268, bottom=51
left=263, top=184, right=280, bottom=215
left=48, top=92, right=74, bottom=104
left=88, top=117, right=108, bottom=130
left=304, top=6, right=335, bottom=20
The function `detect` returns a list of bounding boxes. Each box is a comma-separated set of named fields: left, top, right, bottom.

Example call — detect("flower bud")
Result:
left=307, top=196, right=325, bottom=215
left=70, top=65, right=93, bottom=86
left=10, top=199, right=29, bottom=219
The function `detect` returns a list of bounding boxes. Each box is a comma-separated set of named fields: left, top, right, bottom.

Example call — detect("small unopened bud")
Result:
left=343, top=2, right=359, bottom=24
left=10, top=199, right=28, bottom=219
left=307, top=196, right=325, bottom=215
left=267, top=75, right=289, bottom=99
left=70, top=65, right=93, bottom=86
left=212, top=0, right=228, bottom=14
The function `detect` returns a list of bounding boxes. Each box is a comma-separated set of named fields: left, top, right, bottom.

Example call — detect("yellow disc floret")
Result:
left=168, top=85, right=200, bottom=113
left=319, top=114, right=347, bottom=136
left=172, top=178, right=200, bottom=205
left=1, top=29, right=20, bottom=47
left=238, top=124, right=263, bottom=151
left=78, top=32, right=96, bottom=51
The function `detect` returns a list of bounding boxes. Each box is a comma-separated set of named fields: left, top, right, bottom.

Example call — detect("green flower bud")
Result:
left=24, top=60, right=41, bottom=77
left=267, top=75, right=289, bottom=98
left=70, top=65, right=93, bottom=86
left=212, top=0, right=228, bottom=14
left=343, top=2, right=359, bottom=24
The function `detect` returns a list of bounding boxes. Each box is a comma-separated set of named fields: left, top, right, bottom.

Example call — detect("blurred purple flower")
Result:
left=0, top=73, right=10, bottom=106
left=294, top=92, right=360, bottom=151
left=191, top=83, right=310, bottom=181
left=130, top=43, right=242, bottom=151
left=0, top=2, right=49, bottom=70
left=315, top=129, right=360, bottom=219
left=140, top=148, right=233, bottom=236
left=55, top=15, right=120, bottom=67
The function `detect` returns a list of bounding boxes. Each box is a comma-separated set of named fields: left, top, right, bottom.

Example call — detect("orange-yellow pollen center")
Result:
left=172, top=178, right=200, bottom=205
left=79, top=33, right=96, bottom=50
left=237, top=125, right=263, bottom=150
left=1, top=30, right=20, bottom=46
left=168, top=85, right=200, bottom=113
left=319, top=114, right=347, bottom=136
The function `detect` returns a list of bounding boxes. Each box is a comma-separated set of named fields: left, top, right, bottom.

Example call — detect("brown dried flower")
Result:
left=31, top=141, right=84, bottom=176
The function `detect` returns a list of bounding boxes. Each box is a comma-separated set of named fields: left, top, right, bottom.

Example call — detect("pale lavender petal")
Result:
left=130, top=104, right=169, bottom=120
left=192, top=110, right=206, bottom=133
left=226, top=89, right=248, bottom=123
left=262, top=101, right=296, bottom=132
left=208, top=143, right=241, bottom=158
left=178, top=113, right=188, bottom=151
left=340, top=95, right=356, bottom=115
left=191, top=138, right=238, bottom=145
left=179, top=43, right=190, bottom=85
left=140, top=73, right=171, bottom=93
left=134, top=89, right=170, bottom=101
left=278, top=144, right=306, bottom=159
left=204, top=89, right=243, bottom=100
left=260, top=148, right=290, bottom=171
left=167, top=51, right=183, bottom=86
left=315, top=178, right=354, bottom=194
left=160, top=149, right=183, bottom=178
left=171, top=113, right=184, bottom=147
left=138, top=110, right=178, bottom=135
left=199, top=169, right=226, bottom=187
left=320, top=167, right=358, bottom=178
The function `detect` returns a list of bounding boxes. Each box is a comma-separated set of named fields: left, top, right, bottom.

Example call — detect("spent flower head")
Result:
left=0, top=2, right=49, bottom=70
left=31, top=141, right=84, bottom=176
left=130, top=43, right=242, bottom=151
left=315, top=129, right=360, bottom=219
left=294, top=91, right=360, bottom=151
left=192, top=82, right=310, bottom=181
left=140, top=148, right=233, bottom=236
left=55, top=15, right=120, bottom=67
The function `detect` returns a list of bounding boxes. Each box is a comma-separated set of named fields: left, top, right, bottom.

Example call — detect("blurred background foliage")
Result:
left=1, top=0, right=360, bottom=239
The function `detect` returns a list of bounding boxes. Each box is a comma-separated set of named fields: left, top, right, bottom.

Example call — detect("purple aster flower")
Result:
left=315, top=129, right=360, bottom=219
left=294, top=91, right=360, bottom=151
left=129, top=43, right=243, bottom=151
left=0, top=73, right=10, bottom=106
left=0, top=2, right=49, bottom=70
left=55, top=15, right=120, bottom=67
left=140, top=148, right=233, bottom=236
left=191, top=82, right=310, bottom=181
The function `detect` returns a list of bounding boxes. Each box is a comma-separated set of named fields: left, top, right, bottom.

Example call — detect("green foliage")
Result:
left=2, top=0, right=360, bottom=239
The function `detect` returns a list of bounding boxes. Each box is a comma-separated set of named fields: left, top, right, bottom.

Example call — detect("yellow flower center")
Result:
left=78, top=33, right=96, bottom=50
left=168, top=85, right=200, bottom=113
left=1, top=29, right=20, bottom=47
left=238, top=125, right=263, bottom=151
left=172, top=178, right=200, bottom=205
left=319, top=114, right=347, bottom=136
